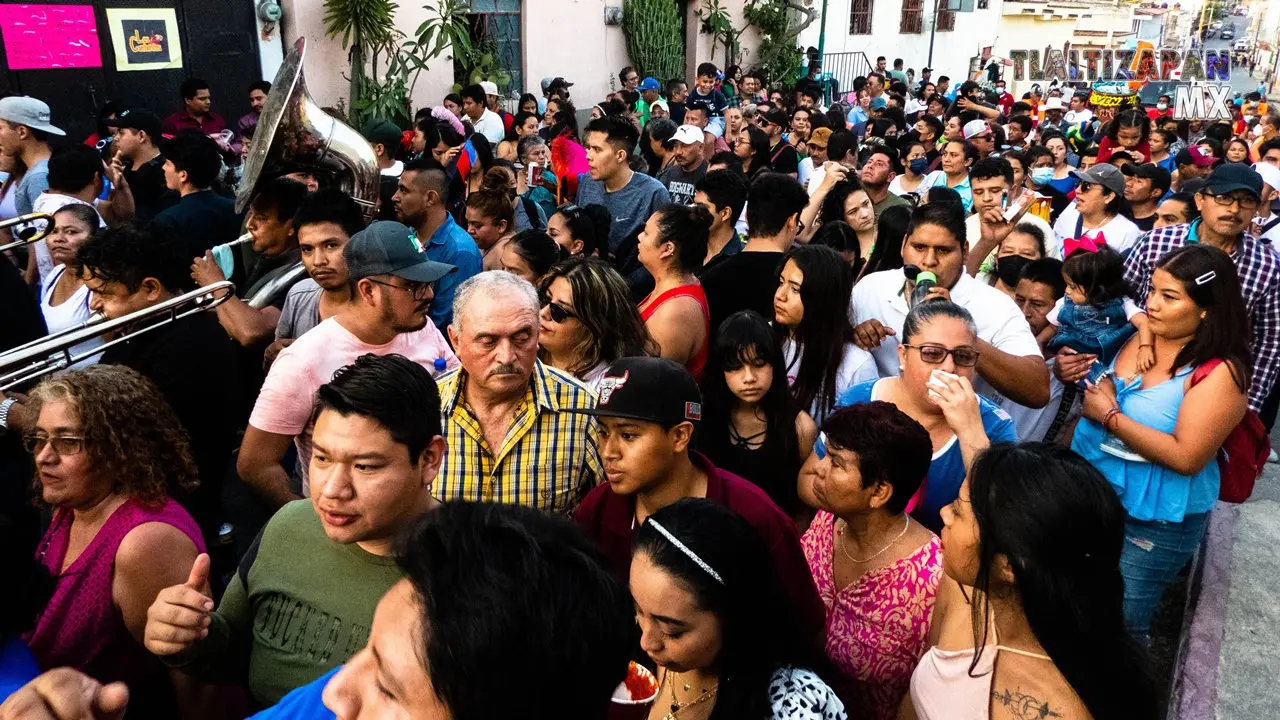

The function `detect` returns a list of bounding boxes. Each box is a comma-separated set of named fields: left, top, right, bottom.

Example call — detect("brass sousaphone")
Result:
left=236, top=37, right=381, bottom=307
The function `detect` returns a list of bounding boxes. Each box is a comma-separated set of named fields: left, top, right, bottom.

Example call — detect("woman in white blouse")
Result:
left=39, top=204, right=104, bottom=367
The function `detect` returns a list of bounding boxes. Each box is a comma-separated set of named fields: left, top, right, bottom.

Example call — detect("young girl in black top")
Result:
left=698, top=310, right=817, bottom=514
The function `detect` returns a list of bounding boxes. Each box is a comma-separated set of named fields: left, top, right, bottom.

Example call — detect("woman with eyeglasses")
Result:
left=1050, top=163, right=1142, bottom=255
left=817, top=300, right=1016, bottom=533
left=546, top=202, right=611, bottom=259
left=23, top=364, right=205, bottom=717
left=537, top=256, right=655, bottom=390
left=637, top=204, right=714, bottom=381
left=632, top=499, right=847, bottom=720
left=735, top=124, right=772, bottom=179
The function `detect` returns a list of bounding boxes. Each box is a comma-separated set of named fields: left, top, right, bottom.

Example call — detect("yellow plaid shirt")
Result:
left=435, top=360, right=602, bottom=514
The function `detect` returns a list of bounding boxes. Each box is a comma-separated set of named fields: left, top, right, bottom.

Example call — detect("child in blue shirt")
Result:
left=688, top=62, right=729, bottom=138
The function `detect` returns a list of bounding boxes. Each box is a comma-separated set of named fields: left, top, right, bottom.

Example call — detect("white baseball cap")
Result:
left=1253, top=161, right=1280, bottom=194
left=672, top=125, right=704, bottom=145
left=479, top=81, right=499, bottom=97
left=963, top=119, right=992, bottom=140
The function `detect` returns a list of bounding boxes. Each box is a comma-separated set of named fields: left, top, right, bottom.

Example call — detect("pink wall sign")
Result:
left=0, top=4, right=102, bottom=70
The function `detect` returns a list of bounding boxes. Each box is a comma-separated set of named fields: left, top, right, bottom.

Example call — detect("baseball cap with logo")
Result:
left=639, top=77, right=661, bottom=92
left=1176, top=146, right=1217, bottom=168
left=106, top=108, right=163, bottom=140
left=343, top=221, right=456, bottom=283
left=0, top=96, right=65, bottom=136
left=1069, top=162, right=1126, bottom=196
left=962, top=119, right=992, bottom=140
left=672, top=125, right=704, bottom=145
left=570, top=357, right=703, bottom=427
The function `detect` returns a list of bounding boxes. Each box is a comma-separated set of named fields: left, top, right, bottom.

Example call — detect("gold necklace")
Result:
left=662, top=669, right=719, bottom=719
left=838, top=515, right=911, bottom=563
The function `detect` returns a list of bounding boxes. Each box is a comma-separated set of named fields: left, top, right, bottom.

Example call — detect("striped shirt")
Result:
left=1123, top=220, right=1280, bottom=411
left=435, top=360, right=602, bottom=514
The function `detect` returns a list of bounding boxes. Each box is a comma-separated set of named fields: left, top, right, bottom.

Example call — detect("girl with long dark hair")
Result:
left=698, top=311, right=816, bottom=514
left=861, top=203, right=910, bottom=277
left=1073, top=245, right=1250, bottom=640
left=1097, top=108, right=1152, bottom=163
left=632, top=499, right=846, bottom=719
left=908, top=442, right=1158, bottom=720
left=774, top=244, right=878, bottom=423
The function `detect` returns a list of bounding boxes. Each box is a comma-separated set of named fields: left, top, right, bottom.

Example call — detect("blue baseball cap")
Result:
left=639, top=77, right=661, bottom=92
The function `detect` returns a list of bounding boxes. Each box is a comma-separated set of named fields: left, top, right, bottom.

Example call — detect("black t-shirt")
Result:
left=0, top=252, right=46, bottom=548
left=768, top=141, right=800, bottom=175
left=701, top=250, right=786, bottom=337
left=1132, top=213, right=1156, bottom=232
left=100, top=311, right=239, bottom=541
left=150, top=189, right=244, bottom=260
left=124, top=154, right=177, bottom=223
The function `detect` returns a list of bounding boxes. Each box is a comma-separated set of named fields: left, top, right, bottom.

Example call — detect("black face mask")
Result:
left=995, top=254, right=1032, bottom=288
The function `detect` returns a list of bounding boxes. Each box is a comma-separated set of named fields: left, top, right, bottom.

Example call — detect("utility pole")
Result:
left=818, top=0, right=830, bottom=57
left=928, top=0, right=944, bottom=67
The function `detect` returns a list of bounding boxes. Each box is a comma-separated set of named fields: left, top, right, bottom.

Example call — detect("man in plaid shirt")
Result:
left=1120, top=165, right=1280, bottom=413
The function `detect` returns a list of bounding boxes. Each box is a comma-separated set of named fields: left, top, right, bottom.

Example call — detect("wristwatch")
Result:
left=0, top=396, right=16, bottom=433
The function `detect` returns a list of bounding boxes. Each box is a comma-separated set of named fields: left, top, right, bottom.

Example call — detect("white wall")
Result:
left=797, top=0, right=1004, bottom=83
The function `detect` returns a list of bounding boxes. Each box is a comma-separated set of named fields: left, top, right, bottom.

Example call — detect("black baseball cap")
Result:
left=343, top=221, right=456, bottom=283
left=571, top=357, right=702, bottom=427
left=1120, top=162, right=1173, bottom=194
left=761, top=107, right=788, bottom=127
left=107, top=108, right=163, bottom=140
left=1203, top=163, right=1264, bottom=200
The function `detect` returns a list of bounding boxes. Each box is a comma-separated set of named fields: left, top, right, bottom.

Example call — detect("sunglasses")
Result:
left=24, top=434, right=87, bottom=456
left=540, top=291, right=577, bottom=323
left=902, top=343, right=980, bottom=367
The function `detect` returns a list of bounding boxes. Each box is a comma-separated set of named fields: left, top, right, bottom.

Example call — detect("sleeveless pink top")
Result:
left=26, top=497, right=205, bottom=715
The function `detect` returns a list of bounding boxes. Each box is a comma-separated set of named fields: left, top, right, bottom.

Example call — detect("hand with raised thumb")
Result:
left=0, top=667, right=129, bottom=720
left=143, top=553, right=214, bottom=657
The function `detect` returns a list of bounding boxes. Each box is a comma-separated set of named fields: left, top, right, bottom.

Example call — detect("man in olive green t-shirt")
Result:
left=144, top=354, right=446, bottom=706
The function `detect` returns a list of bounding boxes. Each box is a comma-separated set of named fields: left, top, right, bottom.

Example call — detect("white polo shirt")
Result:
left=848, top=269, right=1042, bottom=399
left=467, top=109, right=506, bottom=145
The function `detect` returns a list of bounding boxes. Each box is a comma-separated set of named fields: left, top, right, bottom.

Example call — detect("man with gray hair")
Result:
left=436, top=271, right=602, bottom=514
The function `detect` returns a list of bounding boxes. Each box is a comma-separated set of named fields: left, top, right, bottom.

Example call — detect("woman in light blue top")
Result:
left=1073, top=244, right=1250, bottom=641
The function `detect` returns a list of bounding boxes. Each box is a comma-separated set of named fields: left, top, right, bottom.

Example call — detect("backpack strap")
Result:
left=1190, top=358, right=1224, bottom=387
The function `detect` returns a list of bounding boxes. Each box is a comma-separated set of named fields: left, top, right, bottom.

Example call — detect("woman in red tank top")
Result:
left=636, top=204, right=713, bottom=381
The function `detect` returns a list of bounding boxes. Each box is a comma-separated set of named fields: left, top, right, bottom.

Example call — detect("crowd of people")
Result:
left=0, top=47, right=1276, bottom=720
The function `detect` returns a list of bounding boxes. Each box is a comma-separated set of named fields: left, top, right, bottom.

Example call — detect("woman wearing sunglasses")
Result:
left=537, top=256, right=656, bottom=390
left=21, top=364, right=205, bottom=717
left=814, top=300, right=1017, bottom=532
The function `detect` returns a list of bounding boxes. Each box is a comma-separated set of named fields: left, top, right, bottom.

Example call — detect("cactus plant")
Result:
left=622, top=0, right=685, bottom=83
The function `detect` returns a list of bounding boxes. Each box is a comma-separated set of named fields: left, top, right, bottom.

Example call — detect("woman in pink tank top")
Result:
left=22, top=366, right=206, bottom=717
left=904, top=444, right=1157, bottom=720
left=636, top=205, right=711, bottom=381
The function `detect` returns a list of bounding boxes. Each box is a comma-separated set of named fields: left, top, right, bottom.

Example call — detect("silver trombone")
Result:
left=0, top=281, right=236, bottom=391
left=0, top=212, right=54, bottom=253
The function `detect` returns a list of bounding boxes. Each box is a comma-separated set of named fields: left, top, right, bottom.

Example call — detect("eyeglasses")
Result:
left=539, top=291, right=577, bottom=323
left=902, top=343, right=981, bottom=367
left=23, top=434, right=87, bottom=456
left=369, top=278, right=433, bottom=301
left=1205, top=192, right=1260, bottom=210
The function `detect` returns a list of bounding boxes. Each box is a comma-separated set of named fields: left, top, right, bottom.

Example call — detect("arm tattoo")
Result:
left=992, top=688, right=1064, bottom=719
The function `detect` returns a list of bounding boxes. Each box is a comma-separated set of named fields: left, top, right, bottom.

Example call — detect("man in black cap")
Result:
left=572, top=356, right=824, bottom=643
left=1111, top=164, right=1280, bottom=417
left=1121, top=162, right=1173, bottom=231
left=759, top=107, right=799, bottom=178
left=108, top=108, right=175, bottom=223
left=239, top=220, right=458, bottom=509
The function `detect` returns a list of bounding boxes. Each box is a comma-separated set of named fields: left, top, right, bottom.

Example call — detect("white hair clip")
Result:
left=1195, top=270, right=1216, bottom=285
left=647, top=519, right=724, bottom=585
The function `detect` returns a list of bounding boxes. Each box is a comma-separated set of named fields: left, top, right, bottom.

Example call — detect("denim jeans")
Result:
left=1121, top=512, right=1209, bottom=641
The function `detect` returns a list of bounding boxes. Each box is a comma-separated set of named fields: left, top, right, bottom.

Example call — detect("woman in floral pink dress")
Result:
left=802, top=401, right=943, bottom=719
